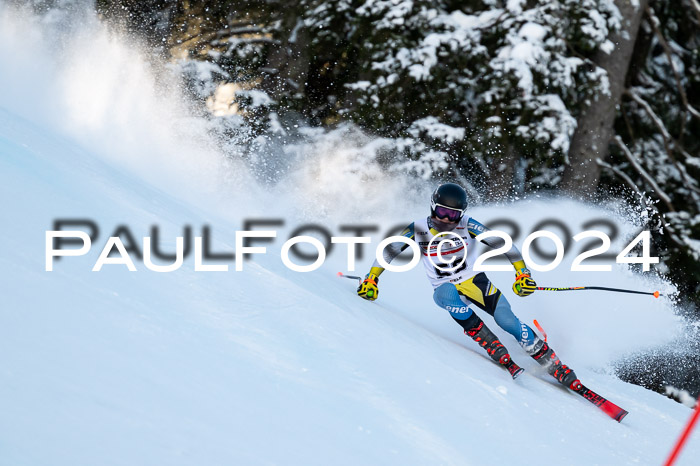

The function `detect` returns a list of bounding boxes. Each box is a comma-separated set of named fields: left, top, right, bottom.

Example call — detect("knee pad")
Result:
left=433, top=283, right=473, bottom=321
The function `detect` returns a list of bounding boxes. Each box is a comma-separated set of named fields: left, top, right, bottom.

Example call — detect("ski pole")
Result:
left=337, top=272, right=375, bottom=298
left=536, top=286, right=661, bottom=298
left=337, top=272, right=363, bottom=284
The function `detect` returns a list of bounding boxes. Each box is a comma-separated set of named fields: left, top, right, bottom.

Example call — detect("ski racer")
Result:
left=357, top=182, right=579, bottom=387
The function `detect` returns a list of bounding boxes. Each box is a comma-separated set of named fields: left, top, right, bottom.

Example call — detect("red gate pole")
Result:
left=664, top=396, right=700, bottom=466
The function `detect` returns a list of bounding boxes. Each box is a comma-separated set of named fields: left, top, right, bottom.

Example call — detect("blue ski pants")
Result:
left=433, top=273, right=536, bottom=347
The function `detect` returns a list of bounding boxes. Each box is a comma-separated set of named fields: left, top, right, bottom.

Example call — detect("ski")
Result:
left=569, top=381, right=629, bottom=422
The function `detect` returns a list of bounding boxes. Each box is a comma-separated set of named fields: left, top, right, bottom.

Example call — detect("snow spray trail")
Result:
left=0, top=1, right=422, bottom=224
left=0, top=2, right=238, bottom=204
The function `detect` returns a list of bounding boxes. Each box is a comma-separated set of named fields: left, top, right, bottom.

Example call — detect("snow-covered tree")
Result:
left=306, top=0, right=622, bottom=197
left=96, top=0, right=699, bottom=310
left=603, top=0, right=700, bottom=304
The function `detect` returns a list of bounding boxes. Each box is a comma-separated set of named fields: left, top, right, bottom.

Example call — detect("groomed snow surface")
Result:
left=1, top=3, right=699, bottom=465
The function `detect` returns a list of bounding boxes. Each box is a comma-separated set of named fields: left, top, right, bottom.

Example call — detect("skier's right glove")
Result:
left=513, top=268, right=537, bottom=297
left=357, top=273, right=379, bottom=301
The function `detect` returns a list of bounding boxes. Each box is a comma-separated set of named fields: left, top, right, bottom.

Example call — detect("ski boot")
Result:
left=465, top=318, right=524, bottom=379
left=526, top=339, right=579, bottom=389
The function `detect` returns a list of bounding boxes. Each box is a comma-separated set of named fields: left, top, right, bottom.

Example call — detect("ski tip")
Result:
left=575, top=383, right=629, bottom=422
left=615, top=409, right=629, bottom=423
left=600, top=399, right=630, bottom=423
left=337, top=271, right=343, bottom=277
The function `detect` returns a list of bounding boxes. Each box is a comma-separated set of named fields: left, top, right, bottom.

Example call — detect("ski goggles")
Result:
left=432, top=203, right=465, bottom=222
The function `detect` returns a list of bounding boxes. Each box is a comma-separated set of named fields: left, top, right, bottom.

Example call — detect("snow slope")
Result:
left=1, top=3, right=699, bottom=465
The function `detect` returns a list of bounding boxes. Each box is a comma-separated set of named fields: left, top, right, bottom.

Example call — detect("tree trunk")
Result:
left=560, top=0, right=648, bottom=196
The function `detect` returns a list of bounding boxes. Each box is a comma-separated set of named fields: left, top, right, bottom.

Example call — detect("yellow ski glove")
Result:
left=357, top=273, right=379, bottom=301
left=513, top=268, right=537, bottom=297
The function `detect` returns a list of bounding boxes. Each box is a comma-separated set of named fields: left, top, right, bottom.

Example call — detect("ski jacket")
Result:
left=371, top=217, right=526, bottom=288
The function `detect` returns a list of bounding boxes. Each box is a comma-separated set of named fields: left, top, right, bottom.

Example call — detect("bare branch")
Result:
left=646, top=6, right=700, bottom=122
left=596, top=158, right=645, bottom=198
left=687, top=105, right=700, bottom=120
left=657, top=219, right=688, bottom=249
left=224, top=27, right=267, bottom=37
left=625, top=89, right=700, bottom=198
left=690, top=0, right=700, bottom=24
left=597, top=158, right=686, bottom=248
left=626, top=89, right=699, bottom=165
left=612, top=136, right=675, bottom=211
left=626, top=89, right=671, bottom=140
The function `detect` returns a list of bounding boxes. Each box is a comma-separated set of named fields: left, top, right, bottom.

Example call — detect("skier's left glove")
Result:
left=357, top=273, right=379, bottom=301
left=513, top=268, right=537, bottom=297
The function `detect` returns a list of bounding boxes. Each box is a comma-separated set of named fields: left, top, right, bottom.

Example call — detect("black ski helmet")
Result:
left=430, top=183, right=468, bottom=221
